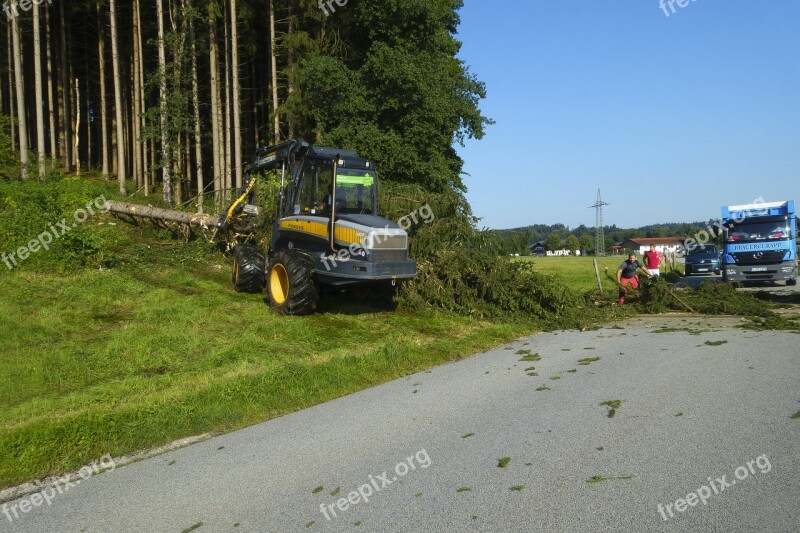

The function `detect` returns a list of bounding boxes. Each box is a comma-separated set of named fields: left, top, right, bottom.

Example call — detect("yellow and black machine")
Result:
left=224, top=138, right=417, bottom=315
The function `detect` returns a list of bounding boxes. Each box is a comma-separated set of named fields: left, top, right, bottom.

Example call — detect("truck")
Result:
left=720, top=200, right=797, bottom=285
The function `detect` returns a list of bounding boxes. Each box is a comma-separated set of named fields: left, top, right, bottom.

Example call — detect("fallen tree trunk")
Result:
left=105, top=200, right=224, bottom=229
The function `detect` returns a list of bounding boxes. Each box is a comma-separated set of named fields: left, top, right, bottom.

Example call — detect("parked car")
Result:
left=684, top=244, right=721, bottom=276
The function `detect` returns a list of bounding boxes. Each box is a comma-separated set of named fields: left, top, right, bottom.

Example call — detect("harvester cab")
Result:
left=224, top=138, right=417, bottom=315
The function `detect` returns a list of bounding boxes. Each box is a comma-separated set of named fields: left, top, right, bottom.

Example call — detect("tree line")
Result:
left=0, top=0, right=489, bottom=212
left=489, top=221, right=718, bottom=256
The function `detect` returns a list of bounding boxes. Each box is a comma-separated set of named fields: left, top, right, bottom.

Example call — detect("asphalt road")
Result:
left=3, top=315, right=799, bottom=533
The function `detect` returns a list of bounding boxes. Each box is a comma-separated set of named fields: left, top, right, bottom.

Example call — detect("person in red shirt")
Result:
left=643, top=244, right=661, bottom=276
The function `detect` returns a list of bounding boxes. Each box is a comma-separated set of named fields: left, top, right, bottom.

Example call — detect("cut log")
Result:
left=105, top=200, right=223, bottom=229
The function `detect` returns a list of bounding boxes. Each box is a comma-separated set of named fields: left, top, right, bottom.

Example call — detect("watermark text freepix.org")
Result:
left=656, top=454, right=771, bottom=521
left=320, top=203, right=434, bottom=272
left=2, top=455, right=116, bottom=523
left=679, top=196, right=768, bottom=254
left=3, top=0, right=52, bottom=21
left=319, top=449, right=431, bottom=521
left=659, top=0, right=698, bottom=18
left=318, top=0, right=347, bottom=17
left=1, top=194, right=109, bottom=270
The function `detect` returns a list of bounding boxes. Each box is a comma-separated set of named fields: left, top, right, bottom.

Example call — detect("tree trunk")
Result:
left=7, top=28, right=16, bottom=151
left=169, top=0, right=186, bottom=207
left=109, top=0, right=127, bottom=193
left=287, top=14, right=294, bottom=139
left=11, top=2, right=28, bottom=180
left=223, top=7, right=232, bottom=202
left=111, top=109, right=117, bottom=171
left=195, top=47, right=207, bottom=207
left=106, top=200, right=223, bottom=228
left=33, top=3, right=47, bottom=179
left=209, top=14, right=222, bottom=211
left=184, top=129, right=191, bottom=201
left=85, top=27, right=92, bottom=170
left=157, top=0, right=172, bottom=205
left=251, top=62, right=259, bottom=148
left=150, top=137, right=156, bottom=188
left=230, top=0, right=241, bottom=189
left=59, top=0, right=72, bottom=171
left=131, top=0, right=143, bottom=189
left=74, top=78, right=80, bottom=175
left=45, top=8, right=57, bottom=161
left=97, top=4, right=109, bottom=176
left=269, top=0, right=280, bottom=143
left=134, top=0, right=149, bottom=196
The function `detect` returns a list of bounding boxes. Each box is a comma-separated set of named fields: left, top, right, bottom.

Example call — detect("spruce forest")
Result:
left=0, top=0, right=489, bottom=208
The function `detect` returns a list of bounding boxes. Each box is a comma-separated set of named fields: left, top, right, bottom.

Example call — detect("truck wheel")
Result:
left=787, top=279, right=797, bottom=286
left=267, top=249, right=319, bottom=315
left=232, top=244, right=266, bottom=293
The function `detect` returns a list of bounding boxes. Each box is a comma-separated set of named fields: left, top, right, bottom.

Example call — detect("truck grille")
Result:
left=732, top=250, right=786, bottom=265
left=375, top=261, right=416, bottom=276
left=743, top=271, right=777, bottom=280
left=371, top=249, right=407, bottom=262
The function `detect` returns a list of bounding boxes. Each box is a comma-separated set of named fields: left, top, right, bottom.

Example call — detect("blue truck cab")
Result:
left=721, top=200, right=797, bottom=285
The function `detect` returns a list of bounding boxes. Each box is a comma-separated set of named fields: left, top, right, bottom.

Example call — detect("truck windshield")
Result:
left=726, top=221, right=792, bottom=244
left=335, top=169, right=377, bottom=215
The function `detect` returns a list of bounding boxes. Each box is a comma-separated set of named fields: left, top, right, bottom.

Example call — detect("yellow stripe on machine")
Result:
left=335, top=227, right=363, bottom=245
left=280, top=219, right=328, bottom=238
left=279, top=220, right=365, bottom=246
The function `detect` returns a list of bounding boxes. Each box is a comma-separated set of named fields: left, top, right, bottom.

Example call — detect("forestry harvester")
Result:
left=108, top=138, right=417, bottom=315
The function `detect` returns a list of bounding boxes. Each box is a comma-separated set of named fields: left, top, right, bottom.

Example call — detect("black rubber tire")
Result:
left=267, top=249, right=319, bottom=315
left=232, top=244, right=266, bottom=293
left=787, top=279, right=797, bottom=286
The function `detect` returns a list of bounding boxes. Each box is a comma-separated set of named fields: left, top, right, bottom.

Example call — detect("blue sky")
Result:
left=455, top=0, right=800, bottom=230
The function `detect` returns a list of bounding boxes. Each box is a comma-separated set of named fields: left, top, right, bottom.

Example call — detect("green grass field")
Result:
left=516, top=255, right=685, bottom=293
left=0, top=233, right=539, bottom=489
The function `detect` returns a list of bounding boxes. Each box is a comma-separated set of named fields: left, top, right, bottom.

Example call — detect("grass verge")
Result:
left=0, top=246, right=536, bottom=489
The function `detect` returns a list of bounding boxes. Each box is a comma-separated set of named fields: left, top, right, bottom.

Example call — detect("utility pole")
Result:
left=589, top=189, right=609, bottom=255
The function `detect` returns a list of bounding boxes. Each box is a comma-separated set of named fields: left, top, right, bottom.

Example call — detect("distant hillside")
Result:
left=486, top=221, right=714, bottom=255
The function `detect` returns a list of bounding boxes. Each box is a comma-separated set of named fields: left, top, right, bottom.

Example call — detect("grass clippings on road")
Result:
left=600, top=400, right=623, bottom=418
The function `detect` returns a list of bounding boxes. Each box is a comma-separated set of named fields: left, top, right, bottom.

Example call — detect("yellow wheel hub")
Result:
left=270, top=263, right=289, bottom=305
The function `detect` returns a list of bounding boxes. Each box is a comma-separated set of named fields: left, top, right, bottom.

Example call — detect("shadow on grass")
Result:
left=753, top=290, right=800, bottom=306
left=312, top=286, right=398, bottom=316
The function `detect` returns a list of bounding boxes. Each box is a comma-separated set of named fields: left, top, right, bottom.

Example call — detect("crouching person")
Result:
left=616, top=253, right=651, bottom=304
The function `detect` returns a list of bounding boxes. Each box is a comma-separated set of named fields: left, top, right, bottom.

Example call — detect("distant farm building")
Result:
left=528, top=240, right=576, bottom=257
left=618, top=237, right=686, bottom=254
left=529, top=241, right=547, bottom=255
